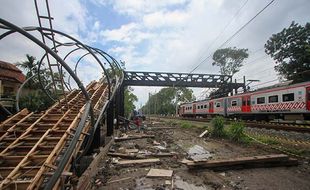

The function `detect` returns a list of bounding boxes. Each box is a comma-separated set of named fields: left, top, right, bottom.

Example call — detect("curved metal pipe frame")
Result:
left=0, top=19, right=94, bottom=189
left=37, top=42, right=80, bottom=97
left=37, top=39, right=114, bottom=100
left=0, top=19, right=124, bottom=189
left=16, top=74, right=54, bottom=112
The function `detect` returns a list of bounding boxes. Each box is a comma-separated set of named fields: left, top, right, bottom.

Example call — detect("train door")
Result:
left=241, top=96, right=251, bottom=112
left=193, top=104, right=196, bottom=115
left=307, top=87, right=310, bottom=110
left=209, top=102, right=214, bottom=113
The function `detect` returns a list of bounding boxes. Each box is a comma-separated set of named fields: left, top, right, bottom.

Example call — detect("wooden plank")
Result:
left=146, top=169, right=173, bottom=178
left=77, top=135, right=114, bottom=190
left=115, top=135, right=155, bottom=142
left=108, top=152, right=139, bottom=159
left=107, top=177, right=132, bottom=184
left=116, top=158, right=160, bottom=166
left=0, top=108, right=29, bottom=128
left=199, top=129, right=208, bottom=138
left=148, top=153, right=176, bottom=157
left=125, top=149, right=139, bottom=153
left=184, top=154, right=298, bottom=170
left=148, top=127, right=176, bottom=130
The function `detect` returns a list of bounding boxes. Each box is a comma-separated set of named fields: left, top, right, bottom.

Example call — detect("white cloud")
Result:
left=143, top=10, right=190, bottom=28
left=94, top=0, right=189, bottom=17
left=1, top=0, right=310, bottom=107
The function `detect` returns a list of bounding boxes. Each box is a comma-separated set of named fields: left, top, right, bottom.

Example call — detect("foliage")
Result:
left=124, top=87, right=138, bottom=117
left=211, top=116, right=226, bottom=137
left=228, top=122, right=246, bottom=142
left=141, top=87, right=195, bottom=115
left=265, top=21, right=310, bottom=82
left=16, top=55, right=58, bottom=112
left=212, top=47, right=249, bottom=76
left=19, top=91, right=54, bottom=112
left=179, top=121, right=196, bottom=129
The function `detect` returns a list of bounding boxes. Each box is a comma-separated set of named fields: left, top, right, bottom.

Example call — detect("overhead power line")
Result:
left=188, top=0, right=276, bottom=74
left=197, top=0, right=249, bottom=63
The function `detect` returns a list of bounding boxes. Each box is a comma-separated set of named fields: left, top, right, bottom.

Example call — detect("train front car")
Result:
left=250, top=81, right=310, bottom=121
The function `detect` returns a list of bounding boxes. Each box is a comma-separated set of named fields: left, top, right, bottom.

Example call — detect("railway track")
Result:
left=0, top=81, right=109, bottom=189
left=160, top=117, right=310, bottom=133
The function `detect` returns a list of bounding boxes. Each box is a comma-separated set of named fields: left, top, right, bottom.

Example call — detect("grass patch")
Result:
left=180, top=121, right=197, bottom=129
left=211, top=116, right=226, bottom=137
left=165, top=120, right=178, bottom=126
left=228, top=122, right=246, bottom=142
left=255, top=135, right=280, bottom=145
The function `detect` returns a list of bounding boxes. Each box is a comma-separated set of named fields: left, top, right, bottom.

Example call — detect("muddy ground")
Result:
left=91, top=118, right=310, bottom=190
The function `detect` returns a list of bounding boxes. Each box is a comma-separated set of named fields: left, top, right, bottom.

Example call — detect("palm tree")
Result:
left=16, top=54, right=38, bottom=76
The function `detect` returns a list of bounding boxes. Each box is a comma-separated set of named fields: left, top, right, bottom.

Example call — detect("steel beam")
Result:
left=123, top=71, right=244, bottom=89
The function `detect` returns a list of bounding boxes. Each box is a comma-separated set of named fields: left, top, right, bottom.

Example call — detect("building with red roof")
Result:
left=0, top=60, right=26, bottom=110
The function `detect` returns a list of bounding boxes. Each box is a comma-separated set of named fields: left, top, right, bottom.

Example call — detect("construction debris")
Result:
left=116, top=158, right=160, bottom=166
left=107, top=177, right=132, bottom=184
left=187, top=145, right=212, bottom=161
left=199, top=129, right=209, bottom=138
left=125, top=149, right=139, bottom=153
left=146, top=169, right=173, bottom=179
left=107, top=152, right=141, bottom=159
left=115, top=135, right=155, bottom=142
left=183, top=154, right=298, bottom=170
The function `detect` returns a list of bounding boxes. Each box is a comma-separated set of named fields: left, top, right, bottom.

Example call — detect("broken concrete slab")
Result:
left=146, top=169, right=173, bottom=179
left=187, top=145, right=212, bottom=161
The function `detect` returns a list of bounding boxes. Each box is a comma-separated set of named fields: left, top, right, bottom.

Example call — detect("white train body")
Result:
left=179, top=81, right=310, bottom=120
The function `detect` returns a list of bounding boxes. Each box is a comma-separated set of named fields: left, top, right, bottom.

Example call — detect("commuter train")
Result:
left=178, top=81, right=310, bottom=121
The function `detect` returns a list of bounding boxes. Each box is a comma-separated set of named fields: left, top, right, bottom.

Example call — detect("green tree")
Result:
left=141, top=87, right=195, bottom=115
left=212, top=47, right=249, bottom=76
left=265, top=21, right=310, bottom=82
left=16, top=55, right=57, bottom=112
left=124, top=87, right=138, bottom=117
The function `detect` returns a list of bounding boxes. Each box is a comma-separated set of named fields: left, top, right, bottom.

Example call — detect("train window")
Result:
left=268, top=95, right=278, bottom=103
left=257, top=97, right=265, bottom=104
left=231, top=100, right=237, bottom=106
left=247, top=99, right=251, bottom=105
left=197, top=106, right=200, bottom=109
left=216, top=102, right=221, bottom=107
left=204, top=104, right=207, bottom=108
left=282, top=93, right=294, bottom=102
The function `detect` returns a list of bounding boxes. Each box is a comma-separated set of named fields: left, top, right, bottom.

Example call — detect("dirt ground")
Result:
left=91, top=118, right=310, bottom=190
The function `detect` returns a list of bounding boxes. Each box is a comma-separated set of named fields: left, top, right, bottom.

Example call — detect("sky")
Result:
left=0, top=0, right=310, bottom=108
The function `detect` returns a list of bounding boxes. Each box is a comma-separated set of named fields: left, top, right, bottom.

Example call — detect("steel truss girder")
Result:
left=123, top=71, right=244, bottom=89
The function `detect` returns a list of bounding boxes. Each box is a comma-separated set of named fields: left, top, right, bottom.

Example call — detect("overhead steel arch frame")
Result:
left=40, top=42, right=119, bottom=100
left=0, top=19, right=97, bottom=189
left=37, top=42, right=113, bottom=99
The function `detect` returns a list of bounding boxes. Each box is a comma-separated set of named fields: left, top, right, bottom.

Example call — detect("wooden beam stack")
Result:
left=0, top=82, right=109, bottom=189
